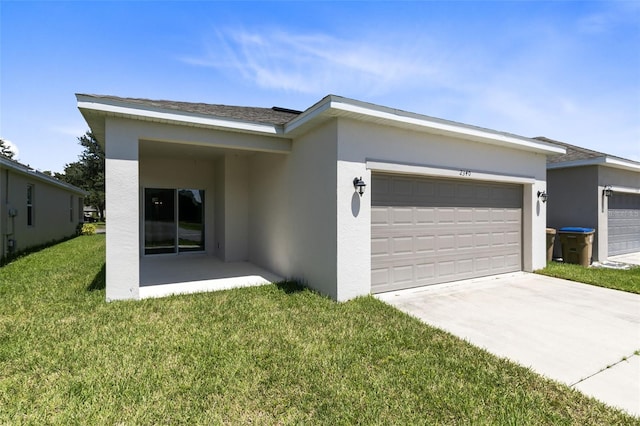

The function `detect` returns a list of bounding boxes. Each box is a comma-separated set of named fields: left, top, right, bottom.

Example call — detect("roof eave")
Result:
left=547, top=156, right=640, bottom=172
left=0, top=156, right=88, bottom=195
left=285, top=95, right=565, bottom=155
left=76, top=94, right=286, bottom=138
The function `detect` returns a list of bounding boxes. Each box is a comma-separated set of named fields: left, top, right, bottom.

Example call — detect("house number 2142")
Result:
left=459, top=169, right=472, bottom=177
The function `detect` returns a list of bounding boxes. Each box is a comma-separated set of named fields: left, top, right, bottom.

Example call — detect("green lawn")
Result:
left=1, top=236, right=637, bottom=424
left=537, top=261, right=640, bottom=294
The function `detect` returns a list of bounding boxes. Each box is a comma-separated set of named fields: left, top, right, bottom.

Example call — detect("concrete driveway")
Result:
left=376, top=272, right=640, bottom=416
left=610, top=252, right=640, bottom=266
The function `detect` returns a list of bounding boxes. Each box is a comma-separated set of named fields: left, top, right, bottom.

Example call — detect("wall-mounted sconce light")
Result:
left=537, top=190, right=548, bottom=203
left=353, top=177, right=366, bottom=197
left=603, top=185, right=613, bottom=198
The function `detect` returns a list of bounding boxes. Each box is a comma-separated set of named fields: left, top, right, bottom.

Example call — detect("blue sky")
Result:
left=1, top=1, right=639, bottom=173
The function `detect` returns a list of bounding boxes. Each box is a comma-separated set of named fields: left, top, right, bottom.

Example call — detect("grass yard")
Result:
left=537, top=261, right=640, bottom=294
left=1, top=236, right=637, bottom=424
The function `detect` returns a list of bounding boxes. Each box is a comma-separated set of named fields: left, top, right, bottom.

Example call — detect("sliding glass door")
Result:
left=144, top=188, right=204, bottom=255
left=178, top=189, right=205, bottom=252
left=144, top=188, right=176, bottom=255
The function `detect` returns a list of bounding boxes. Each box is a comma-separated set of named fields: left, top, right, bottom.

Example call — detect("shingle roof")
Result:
left=0, top=156, right=87, bottom=195
left=79, top=94, right=302, bottom=126
left=535, top=136, right=632, bottom=165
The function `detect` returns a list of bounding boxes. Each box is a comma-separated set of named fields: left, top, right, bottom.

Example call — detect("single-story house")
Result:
left=1, top=156, right=87, bottom=260
left=77, top=94, right=565, bottom=302
left=539, top=137, right=640, bottom=261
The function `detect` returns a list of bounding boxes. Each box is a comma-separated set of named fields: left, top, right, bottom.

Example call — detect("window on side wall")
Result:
left=27, top=184, right=34, bottom=226
left=70, top=195, right=74, bottom=222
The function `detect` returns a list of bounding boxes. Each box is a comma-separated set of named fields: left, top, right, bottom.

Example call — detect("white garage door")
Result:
left=608, top=193, right=640, bottom=256
left=371, top=174, right=522, bottom=293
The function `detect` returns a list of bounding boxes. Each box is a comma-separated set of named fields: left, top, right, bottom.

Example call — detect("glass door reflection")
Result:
left=144, top=188, right=176, bottom=255
left=178, top=189, right=204, bottom=252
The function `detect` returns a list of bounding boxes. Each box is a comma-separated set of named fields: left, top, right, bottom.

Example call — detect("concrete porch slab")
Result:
left=139, top=254, right=283, bottom=299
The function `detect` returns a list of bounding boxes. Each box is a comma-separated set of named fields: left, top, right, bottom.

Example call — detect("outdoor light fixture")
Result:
left=603, top=185, right=613, bottom=198
left=537, top=190, right=548, bottom=203
left=353, top=177, right=366, bottom=197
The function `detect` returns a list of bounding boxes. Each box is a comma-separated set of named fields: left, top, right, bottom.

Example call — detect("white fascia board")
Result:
left=605, top=157, right=640, bottom=172
left=546, top=158, right=606, bottom=169
left=334, top=101, right=565, bottom=154
left=0, top=157, right=88, bottom=195
left=608, top=185, right=640, bottom=195
left=367, top=160, right=536, bottom=185
left=283, top=97, right=333, bottom=134
left=77, top=96, right=284, bottom=136
left=547, top=157, right=640, bottom=172
left=286, top=96, right=565, bottom=155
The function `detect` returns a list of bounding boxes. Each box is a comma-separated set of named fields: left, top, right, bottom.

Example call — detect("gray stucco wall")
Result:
left=547, top=166, right=599, bottom=258
left=248, top=119, right=339, bottom=299
left=1, top=165, right=83, bottom=259
left=598, top=167, right=639, bottom=188
left=546, top=164, right=640, bottom=260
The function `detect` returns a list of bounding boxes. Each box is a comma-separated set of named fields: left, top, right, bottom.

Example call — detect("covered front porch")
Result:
left=139, top=254, right=283, bottom=299
left=97, top=111, right=293, bottom=301
left=135, top=135, right=289, bottom=300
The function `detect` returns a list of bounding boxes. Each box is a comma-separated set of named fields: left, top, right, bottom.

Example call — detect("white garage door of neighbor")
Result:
left=608, top=193, right=640, bottom=256
left=371, top=174, right=523, bottom=293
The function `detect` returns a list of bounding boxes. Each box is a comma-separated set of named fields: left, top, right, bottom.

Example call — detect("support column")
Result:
left=336, top=160, right=371, bottom=301
left=105, top=118, right=140, bottom=300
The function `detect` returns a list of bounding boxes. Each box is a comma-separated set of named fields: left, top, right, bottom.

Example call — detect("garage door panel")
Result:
left=458, top=233, right=474, bottom=249
left=372, top=174, right=522, bottom=293
left=371, top=237, right=389, bottom=257
left=373, top=247, right=518, bottom=269
left=415, top=208, right=436, bottom=224
left=393, top=265, right=414, bottom=283
left=393, top=237, right=414, bottom=255
left=608, top=193, right=640, bottom=256
left=371, top=267, right=389, bottom=287
left=416, top=262, right=436, bottom=280
left=474, top=209, right=491, bottom=223
left=371, top=208, right=389, bottom=226
left=455, top=208, right=474, bottom=224
left=392, top=208, right=414, bottom=224
left=416, top=236, right=436, bottom=254
left=438, top=234, right=456, bottom=251
left=506, top=230, right=521, bottom=245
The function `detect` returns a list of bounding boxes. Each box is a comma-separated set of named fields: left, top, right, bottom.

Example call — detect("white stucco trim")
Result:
left=287, top=96, right=565, bottom=155
left=283, top=98, right=332, bottom=134
left=77, top=96, right=283, bottom=136
left=547, top=157, right=640, bottom=172
left=608, top=185, right=640, bottom=195
left=366, top=160, right=536, bottom=185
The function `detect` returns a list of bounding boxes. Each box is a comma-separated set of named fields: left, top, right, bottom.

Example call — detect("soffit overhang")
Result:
left=77, top=94, right=566, bottom=156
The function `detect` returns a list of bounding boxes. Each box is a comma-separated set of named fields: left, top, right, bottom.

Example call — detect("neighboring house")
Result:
left=1, top=156, right=87, bottom=260
left=539, top=137, right=640, bottom=261
left=77, top=94, right=564, bottom=302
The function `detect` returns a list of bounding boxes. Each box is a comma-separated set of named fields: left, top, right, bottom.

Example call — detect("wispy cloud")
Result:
left=180, top=28, right=447, bottom=96
left=180, top=19, right=638, bottom=161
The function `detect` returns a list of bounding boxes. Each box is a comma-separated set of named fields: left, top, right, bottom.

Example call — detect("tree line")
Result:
left=59, top=132, right=105, bottom=221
